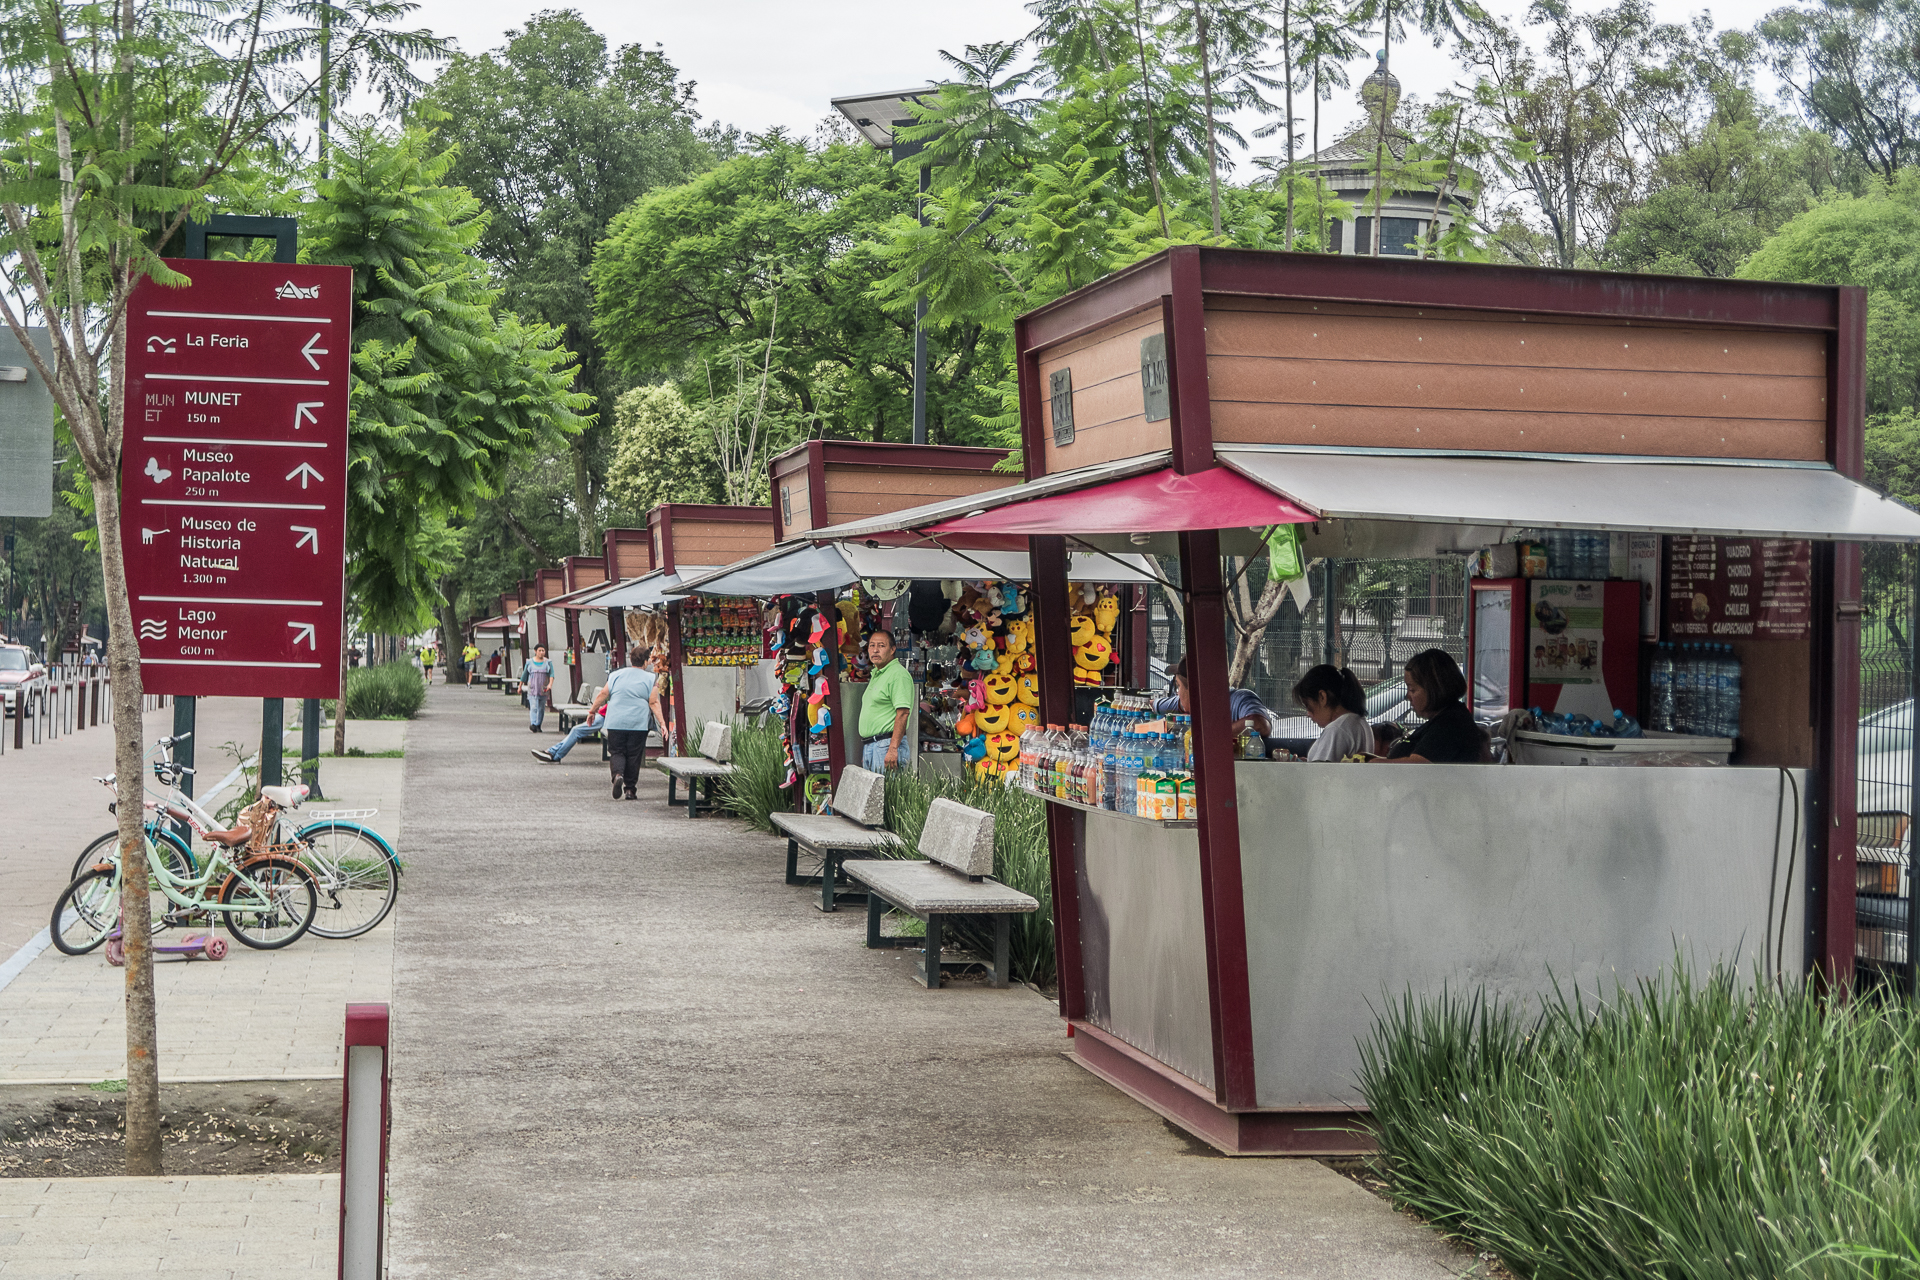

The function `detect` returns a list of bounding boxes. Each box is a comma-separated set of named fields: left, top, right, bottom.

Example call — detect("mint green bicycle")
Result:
left=50, top=803, right=320, bottom=956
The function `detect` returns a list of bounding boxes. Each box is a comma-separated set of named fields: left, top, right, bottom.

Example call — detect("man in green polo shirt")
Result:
left=859, top=629, right=915, bottom=772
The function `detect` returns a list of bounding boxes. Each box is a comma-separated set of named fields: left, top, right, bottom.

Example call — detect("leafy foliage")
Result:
left=300, top=122, right=591, bottom=632
left=341, top=661, right=426, bottom=719
left=1359, top=966, right=1920, bottom=1278
left=605, top=383, right=723, bottom=512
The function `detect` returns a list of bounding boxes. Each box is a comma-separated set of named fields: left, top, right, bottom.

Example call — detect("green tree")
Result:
left=0, top=0, right=446, bottom=1176
left=1760, top=0, right=1920, bottom=183
left=606, top=383, right=723, bottom=512
left=425, top=10, right=713, bottom=552
left=301, top=121, right=591, bottom=729
left=593, top=132, right=999, bottom=446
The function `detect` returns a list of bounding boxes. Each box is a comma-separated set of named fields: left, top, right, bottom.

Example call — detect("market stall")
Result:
left=804, top=245, right=1920, bottom=1154
left=675, top=539, right=1156, bottom=800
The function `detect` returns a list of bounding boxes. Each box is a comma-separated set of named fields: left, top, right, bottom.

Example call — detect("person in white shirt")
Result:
left=1293, top=664, right=1375, bottom=761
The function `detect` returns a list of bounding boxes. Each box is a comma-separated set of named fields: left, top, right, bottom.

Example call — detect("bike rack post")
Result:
left=339, top=1003, right=391, bottom=1280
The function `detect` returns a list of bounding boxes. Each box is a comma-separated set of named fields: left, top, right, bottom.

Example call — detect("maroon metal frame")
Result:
left=1009, top=243, right=1872, bottom=1147
left=647, top=503, right=777, bottom=756
left=338, top=1003, right=391, bottom=1278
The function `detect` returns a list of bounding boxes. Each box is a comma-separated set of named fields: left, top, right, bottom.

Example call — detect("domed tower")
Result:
left=1278, top=52, right=1476, bottom=257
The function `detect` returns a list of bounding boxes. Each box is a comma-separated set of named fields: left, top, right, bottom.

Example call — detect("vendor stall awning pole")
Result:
left=1031, top=534, right=1085, bottom=1023
left=1180, top=527, right=1258, bottom=1110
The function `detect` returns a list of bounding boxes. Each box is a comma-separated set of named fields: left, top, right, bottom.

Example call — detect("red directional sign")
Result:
left=121, top=259, right=353, bottom=698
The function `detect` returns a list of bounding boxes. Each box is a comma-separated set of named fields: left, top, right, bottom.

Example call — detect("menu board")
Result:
left=1665, top=536, right=1812, bottom=639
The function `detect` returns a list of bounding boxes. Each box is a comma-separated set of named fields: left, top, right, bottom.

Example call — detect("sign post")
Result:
left=121, top=260, right=352, bottom=715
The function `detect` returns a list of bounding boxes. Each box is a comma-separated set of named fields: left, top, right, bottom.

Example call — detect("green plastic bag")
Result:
left=1265, top=522, right=1305, bottom=581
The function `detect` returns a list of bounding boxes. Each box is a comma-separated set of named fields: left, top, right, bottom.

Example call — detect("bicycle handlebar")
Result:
left=157, top=732, right=192, bottom=746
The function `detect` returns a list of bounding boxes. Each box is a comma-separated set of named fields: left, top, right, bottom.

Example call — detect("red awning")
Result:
left=922, top=466, right=1314, bottom=537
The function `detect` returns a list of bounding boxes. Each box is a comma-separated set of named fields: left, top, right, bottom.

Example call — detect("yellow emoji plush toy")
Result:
left=982, top=672, right=1017, bottom=705
left=974, top=703, right=1013, bottom=735
left=1011, top=704, right=1040, bottom=733
left=986, top=732, right=1020, bottom=764
left=1069, top=614, right=1097, bottom=646
left=1015, top=673, right=1040, bottom=707
left=1073, top=636, right=1113, bottom=684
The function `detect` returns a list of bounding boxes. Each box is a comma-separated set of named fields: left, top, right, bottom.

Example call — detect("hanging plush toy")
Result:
left=1016, top=673, right=1040, bottom=707
left=1069, top=614, right=1097, bottom=647
left=1094, top=590, right=1121, bottom=635
left=1011, top=704, right=1041, bottom=734
left=982, top=673, right=1017, bottom=706
left=986, top=732, right=1020, bottom=765
left=975, top=703, right=1014, bottom=735
left=1074, top=635, right=1113, bottom=685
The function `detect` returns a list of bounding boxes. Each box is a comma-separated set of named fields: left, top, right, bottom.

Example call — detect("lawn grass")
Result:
left=1358, top=967, right=1920, bottom=1279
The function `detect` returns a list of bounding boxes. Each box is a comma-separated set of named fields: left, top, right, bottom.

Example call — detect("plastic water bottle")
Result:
left=1545, top=529, right=1570, bottom=577
left=1673, top=644, right=1695, bottom=733
left=1612, top=710, right=1642, bottom=738
left=1723, top=648, right=1742, bottom=741
left=1650, top=644, right=1675, bottom=733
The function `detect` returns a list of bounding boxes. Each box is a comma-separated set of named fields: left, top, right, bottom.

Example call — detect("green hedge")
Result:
left=340, top=662, right=425, bottom=720
left=1359, top=967, right=1920, bottom=1278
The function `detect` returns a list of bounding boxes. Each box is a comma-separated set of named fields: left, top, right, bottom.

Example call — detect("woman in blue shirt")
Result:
left=599, top=647, right=666, bottom=799
left=1152, top=657, right=1278, bottom=754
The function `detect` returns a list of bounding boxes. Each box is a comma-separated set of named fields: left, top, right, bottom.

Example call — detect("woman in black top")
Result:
left=1379, top=649, right=1483, bottom=764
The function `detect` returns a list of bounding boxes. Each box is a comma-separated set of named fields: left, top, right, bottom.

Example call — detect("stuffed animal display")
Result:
left=944, top=582, right=1125, bottom=783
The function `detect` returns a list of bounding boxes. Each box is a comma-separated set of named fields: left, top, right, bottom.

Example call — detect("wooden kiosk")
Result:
left=810, top=245, right=1920, bottom=1154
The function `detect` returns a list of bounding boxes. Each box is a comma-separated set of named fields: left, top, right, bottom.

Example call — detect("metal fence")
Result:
left=1857, top=543, right=1917, bottom=992
left=0, top=664, right=122, bottom=754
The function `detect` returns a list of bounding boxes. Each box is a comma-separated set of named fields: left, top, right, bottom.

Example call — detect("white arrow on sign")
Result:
left=301, top=333, right=329, bottom=370
left=285, top=461, right=325, bottom=488
left=293, top=401, right=323, bottom=429
left=292, top=525, right=319, bottom=553
left=288, top=622, right=316, bottom=650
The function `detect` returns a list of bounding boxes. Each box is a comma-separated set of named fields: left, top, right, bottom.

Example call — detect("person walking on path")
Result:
left=463, top=641, right=481, bottom=687
left=859, top=629, right=914, bottom=773
left=600, top=647, right=666, bottom=799
left=524, top=644, right=555, bottom=732
left=420, top=642, right=437, bottom=685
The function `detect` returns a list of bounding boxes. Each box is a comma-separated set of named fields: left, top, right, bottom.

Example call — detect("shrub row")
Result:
left=1359, top=968, right=1920, bottom=1278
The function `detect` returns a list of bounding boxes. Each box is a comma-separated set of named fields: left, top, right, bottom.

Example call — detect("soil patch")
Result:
left=0, top=1079, right=338, bottom=1177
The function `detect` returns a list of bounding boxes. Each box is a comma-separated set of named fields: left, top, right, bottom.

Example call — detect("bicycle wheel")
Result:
left=220, top=856, right=318, bottom=949
left=295, top=824, right=399, bottom=940
left=71, top=827, right=193, bottom=885
left=50, top=869, right=119, bottom=955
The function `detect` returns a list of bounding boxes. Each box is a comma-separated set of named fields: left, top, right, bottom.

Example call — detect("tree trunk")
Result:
left=92, top=472, right=161, bottom=1174
left=1196, top=9, right=1224, bottom=237
left=1229, top=571, right=1290, bottom=687
left=1283, top=3, right=1296, bottom=249
left=571, top=438, right=595, bottom=555
left=333, top=630, right=348, bottom=755
left=1371, top=4, right=1394, bottom=257
left=1133, top=0, right=1174, bottom=239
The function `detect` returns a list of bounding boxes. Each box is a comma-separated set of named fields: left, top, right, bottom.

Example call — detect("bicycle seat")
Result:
left=260, top=785, right=307, bottom=809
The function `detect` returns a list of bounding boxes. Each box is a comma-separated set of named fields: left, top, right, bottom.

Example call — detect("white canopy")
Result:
left=670, top=540, right=1156, bottom=597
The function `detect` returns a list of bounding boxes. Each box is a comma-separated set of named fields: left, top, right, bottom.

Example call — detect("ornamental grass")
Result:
left=1358, top=966, right=1920, bottom=1279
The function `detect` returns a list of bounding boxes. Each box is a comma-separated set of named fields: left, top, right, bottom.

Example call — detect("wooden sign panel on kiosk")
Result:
left=986, top=245, right=1877, bottom=1154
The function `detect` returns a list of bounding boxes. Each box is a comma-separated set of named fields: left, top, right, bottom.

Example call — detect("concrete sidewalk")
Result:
left=390, top=687, right=1474, bottom=1278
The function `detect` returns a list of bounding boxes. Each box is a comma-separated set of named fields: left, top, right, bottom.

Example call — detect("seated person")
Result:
left=1371, top=721, right=1404, bottom=757
left=1291, top=664, right=1374, bottom=761
left=1375, top=649, right=1482, bottom=764
left=533, top=688, right=606, bottom=763
left=1151, top=656, right=1277, bottom=752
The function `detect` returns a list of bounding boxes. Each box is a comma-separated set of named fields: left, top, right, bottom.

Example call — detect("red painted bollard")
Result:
left=339, top=1003, right=391, bottom=1279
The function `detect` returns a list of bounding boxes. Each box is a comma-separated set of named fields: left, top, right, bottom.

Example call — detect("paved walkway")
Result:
left=0, top=1174, right=337, bottom=1278
left=390, top=687, right=1474, bottom=1278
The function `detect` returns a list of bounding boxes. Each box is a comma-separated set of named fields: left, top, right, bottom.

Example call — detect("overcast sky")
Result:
left=401, top=0, right=1792, bottom=163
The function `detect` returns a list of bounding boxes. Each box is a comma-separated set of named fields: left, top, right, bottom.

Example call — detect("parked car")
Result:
left=1858, top=698, right=1913, bottom=821
left=0, top=644, right=47, bottom=717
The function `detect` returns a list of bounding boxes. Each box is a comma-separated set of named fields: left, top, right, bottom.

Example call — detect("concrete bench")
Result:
left=844, top=799, right=1038, bottom=989
left=769, top=766, right=897, bottom=912
left=555, top=703, right=598, bottom=733
left=653, top=722, right=735, bottom=819
left=486, top=674, right=504, bottom=691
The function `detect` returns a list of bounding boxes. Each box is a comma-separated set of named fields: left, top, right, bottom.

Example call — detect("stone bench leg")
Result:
left=917, top=914, right=944, bottom=989
left=665, top=775, right=681, bottom=808
left=785, top=838, right=803, bottom=886
left=991, top=914, right=1010, bottom=990
left=864, top=892, right=913, bottom=951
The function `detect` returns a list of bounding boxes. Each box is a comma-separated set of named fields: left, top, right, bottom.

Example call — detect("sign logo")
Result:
left=145, top=336, right=176, bottom=354
left=276, top=281, right=320, bottom=300
left=143, top=456, right=172, bottom=483
left=138, top=619, right=168, bottom=641
left=140, top=527, right=168, bottom=545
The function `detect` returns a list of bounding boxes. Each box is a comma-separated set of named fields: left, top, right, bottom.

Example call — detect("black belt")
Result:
left=864, top=733, right=895, bottom=745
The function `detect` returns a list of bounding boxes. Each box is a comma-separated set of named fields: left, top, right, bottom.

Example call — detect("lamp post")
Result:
left=832, top=86, right=935, bottom=446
